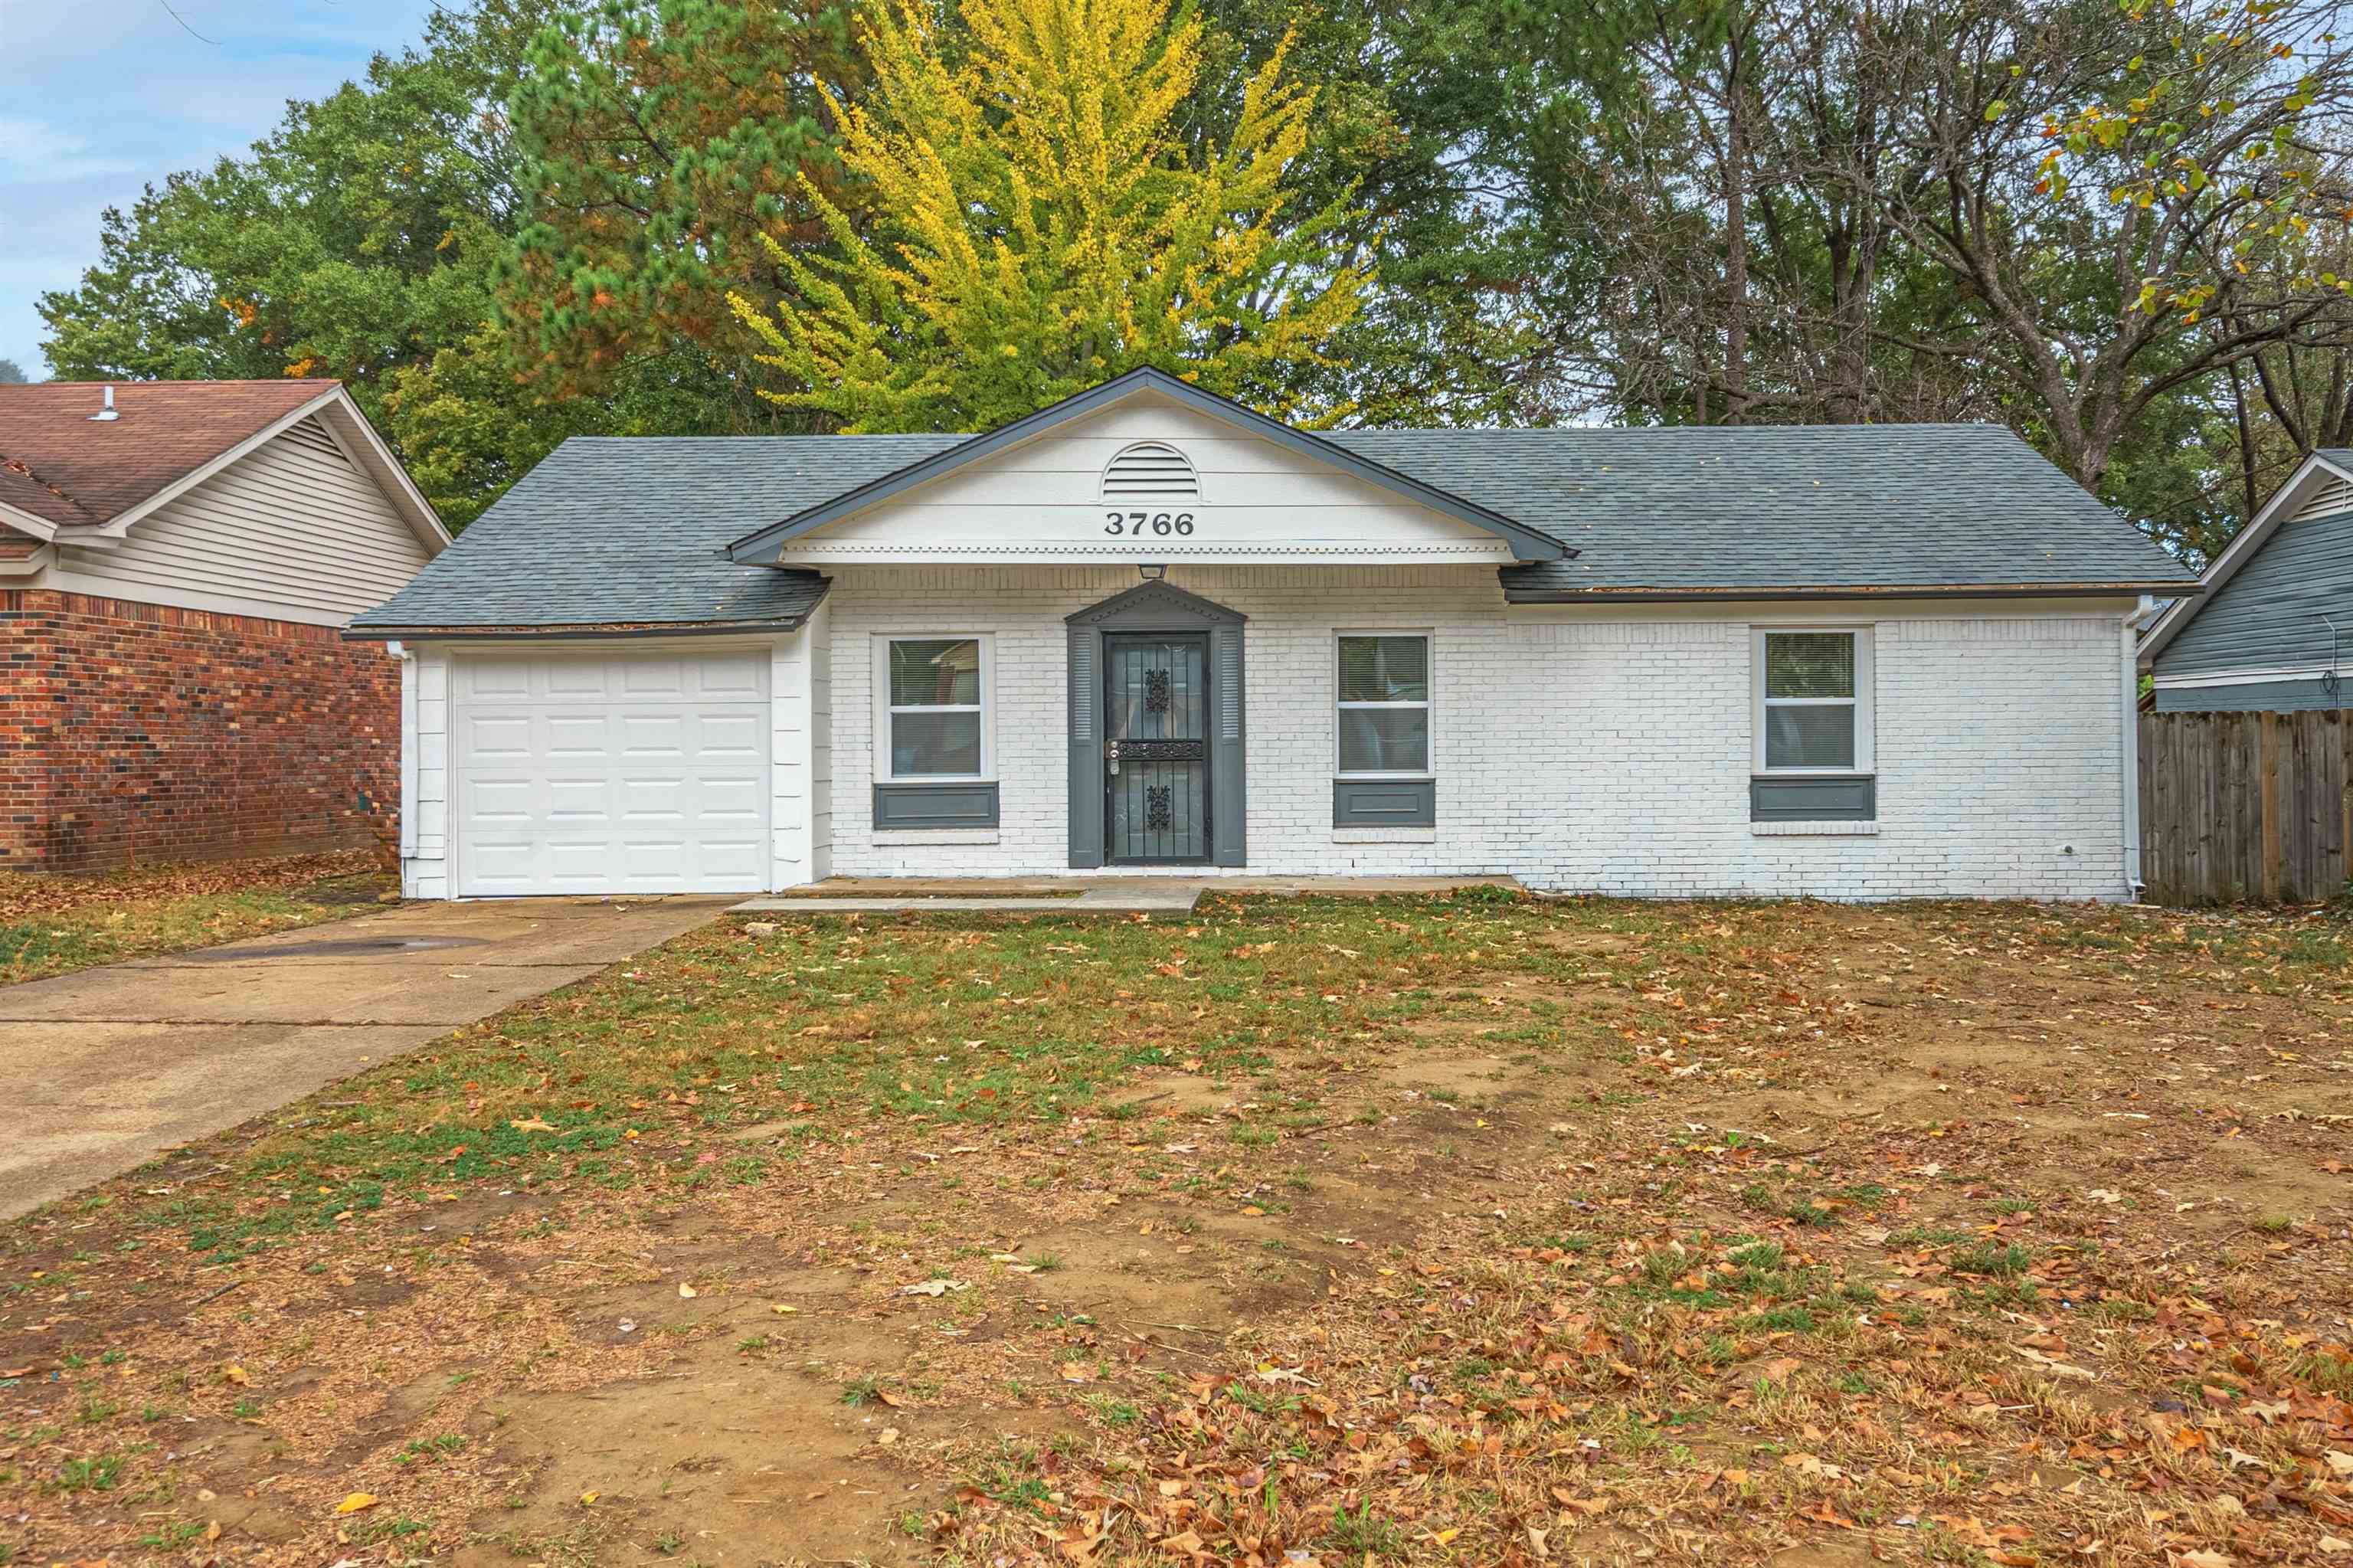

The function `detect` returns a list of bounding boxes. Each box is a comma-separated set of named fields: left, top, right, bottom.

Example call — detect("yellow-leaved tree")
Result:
left=727, top=0, right=1370, bottom=430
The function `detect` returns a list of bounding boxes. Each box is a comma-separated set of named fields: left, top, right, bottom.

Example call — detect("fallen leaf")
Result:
left=335, top=1493, right=378, bottom=1514
left=678, top=1282, right=698, bottom=1299
left=2013, top=1345, right=2095, bottom=1381
left=902, top=1278, right=970, bottom=1297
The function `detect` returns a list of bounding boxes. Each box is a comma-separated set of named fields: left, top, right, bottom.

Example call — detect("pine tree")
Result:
left=728, top=0, right=1370, bottom=430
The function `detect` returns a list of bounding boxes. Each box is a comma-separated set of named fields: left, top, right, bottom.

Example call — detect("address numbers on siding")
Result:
left=1104, top=511, right=1196, bottom=536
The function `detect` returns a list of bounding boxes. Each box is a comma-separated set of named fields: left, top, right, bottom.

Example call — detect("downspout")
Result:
left=391, top=640, right=418, bottom=870
left=2121, top=598, right=2160, bottom=899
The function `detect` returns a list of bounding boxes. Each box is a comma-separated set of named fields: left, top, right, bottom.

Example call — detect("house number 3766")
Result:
left=1104, top=511, right=1196, bottom=536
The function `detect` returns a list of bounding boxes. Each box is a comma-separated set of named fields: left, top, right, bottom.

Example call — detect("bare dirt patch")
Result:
left=5, top=896, right=2351, bottom=1567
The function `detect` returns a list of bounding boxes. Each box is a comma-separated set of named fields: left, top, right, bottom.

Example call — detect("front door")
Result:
left=1104, top=633, right=1211, bottom=863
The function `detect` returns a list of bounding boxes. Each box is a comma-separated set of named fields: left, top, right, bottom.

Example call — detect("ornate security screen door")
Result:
left=1103, top=633, right=1211, bottom=863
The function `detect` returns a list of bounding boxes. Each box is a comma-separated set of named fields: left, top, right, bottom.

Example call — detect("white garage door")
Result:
left=452, top=648, right=771, bottom=896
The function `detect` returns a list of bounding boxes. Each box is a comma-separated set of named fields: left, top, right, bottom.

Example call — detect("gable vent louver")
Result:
left=2297, top=476, right=2353, bottom=521
left=281, top=415, right=354, bottom=469
left=1102, top=441, right=1199, bottom=499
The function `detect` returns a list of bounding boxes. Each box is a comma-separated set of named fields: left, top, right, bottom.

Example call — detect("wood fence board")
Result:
left=2140, top=709, right=2351, bottom=904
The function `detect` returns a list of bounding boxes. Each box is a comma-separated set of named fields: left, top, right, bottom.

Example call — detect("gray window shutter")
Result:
left=1067, top=624, right=1105, bottom=867
left=1212, top=624, right=1245, bottom=866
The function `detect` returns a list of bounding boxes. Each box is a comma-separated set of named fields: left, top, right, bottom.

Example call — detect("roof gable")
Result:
left=0, top=379, right=338, bottom=527
left=2139, top=448, right=2353, bottom=666
left=724, top=368, right=1571, bottom=565
left=0, top=379, right=447, bottom=556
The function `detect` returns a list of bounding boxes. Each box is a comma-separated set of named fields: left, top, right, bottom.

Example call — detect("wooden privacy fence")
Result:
left=2139, top=709, right=2353, bottom=905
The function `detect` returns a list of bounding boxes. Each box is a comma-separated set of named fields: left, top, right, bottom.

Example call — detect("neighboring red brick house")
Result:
left=2, top=381, right=447, bottom=872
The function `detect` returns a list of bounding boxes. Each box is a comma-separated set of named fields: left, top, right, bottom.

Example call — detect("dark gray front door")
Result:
left=1104, top=633, right=1210, bottom=863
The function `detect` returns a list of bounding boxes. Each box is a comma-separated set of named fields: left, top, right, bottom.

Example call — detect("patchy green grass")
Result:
left=7, top=892, right=2352, bottom=1568
left=0, top=850, right=393, bottom=986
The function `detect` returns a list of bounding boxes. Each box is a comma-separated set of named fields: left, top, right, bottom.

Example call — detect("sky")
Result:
left=0, top=0, right=442, bottom=378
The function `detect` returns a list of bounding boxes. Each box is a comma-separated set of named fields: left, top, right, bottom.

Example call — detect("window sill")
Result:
left=1334, top=827, right=1438, bottom=843
left=873, top=828, right=1000, bottom=846
left=1751, top=820, right=1880, bottom=836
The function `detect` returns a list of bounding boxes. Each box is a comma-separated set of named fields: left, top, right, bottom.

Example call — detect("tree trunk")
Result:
left=1722, top=27, right=1750, bottom=424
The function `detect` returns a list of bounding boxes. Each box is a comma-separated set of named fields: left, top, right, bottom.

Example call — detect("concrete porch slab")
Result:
left=731, top=875, right=1522, bottom=916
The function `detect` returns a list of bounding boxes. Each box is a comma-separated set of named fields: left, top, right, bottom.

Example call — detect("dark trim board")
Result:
left=1065, top=580, right=1247, bottom=868
left=2152, top=678, right=2353, bottom=712
left=344, top=614, right=823, bottom=643
left=1504, top=583, right=2185, bottom=605
left=1334, top=778, right=1435, bottom=828
left=873, top=781, right=1000, bottom=830
left=1750, top=775, right=1875, bottom=822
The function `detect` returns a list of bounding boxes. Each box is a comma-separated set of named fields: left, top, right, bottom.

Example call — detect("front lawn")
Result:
left=0, top=850, right=397, bottom=986
left=2, top=893, right=2349, bottom=1566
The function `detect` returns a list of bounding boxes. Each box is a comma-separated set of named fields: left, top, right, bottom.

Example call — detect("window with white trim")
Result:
left=1752, top=628, right=1873, bottom=773
left=879, top=637, right=990, bottom=779
left=1336, top=633, right=1432, bottom=775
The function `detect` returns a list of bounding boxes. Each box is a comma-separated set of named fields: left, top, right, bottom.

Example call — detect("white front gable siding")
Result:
left=823, top=565, right=2133, bottom=899
left=773, top=400, right=1516, bottom=565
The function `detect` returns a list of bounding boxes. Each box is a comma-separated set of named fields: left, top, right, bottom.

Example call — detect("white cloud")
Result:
left=0, top=119, right=138, bottom=183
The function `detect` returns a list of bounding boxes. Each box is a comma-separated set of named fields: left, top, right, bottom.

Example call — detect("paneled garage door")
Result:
left=452, top=649, right=771, bottom=896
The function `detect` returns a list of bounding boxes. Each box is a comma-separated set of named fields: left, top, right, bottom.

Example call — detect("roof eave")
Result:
left=722, top=368, right=1573, bottom=564
left=342, top=611, right=824, bottom=643
left=1504, top=581, right=2198, bottom=604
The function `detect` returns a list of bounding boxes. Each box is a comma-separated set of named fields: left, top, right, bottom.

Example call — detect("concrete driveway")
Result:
left=0, top=897, right=728, bottom=1221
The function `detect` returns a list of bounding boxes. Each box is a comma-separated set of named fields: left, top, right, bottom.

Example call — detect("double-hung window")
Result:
left=1337, top=633, right=1432, bottom=776
left=1751, top=627, right=1875, bottom=823
left=882, top=637, right=989, bottom=779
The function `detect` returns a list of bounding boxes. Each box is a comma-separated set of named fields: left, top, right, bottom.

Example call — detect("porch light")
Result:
left=1138, top=563, right=1167, bottom=581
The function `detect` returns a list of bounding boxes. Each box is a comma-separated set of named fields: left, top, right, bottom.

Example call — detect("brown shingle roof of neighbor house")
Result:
left=0, top=378, right=342, bottom=528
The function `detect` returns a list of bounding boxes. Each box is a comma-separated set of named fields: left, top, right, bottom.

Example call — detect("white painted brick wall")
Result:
left=825, top=567, right=2133, bottom=899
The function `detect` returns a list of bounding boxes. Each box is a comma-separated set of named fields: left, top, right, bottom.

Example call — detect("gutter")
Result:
left=1501, top=581, right=2202, bottom=604
left=342, top=584, right=833, bottom=644
left=342, top=618, right=820, bottom=643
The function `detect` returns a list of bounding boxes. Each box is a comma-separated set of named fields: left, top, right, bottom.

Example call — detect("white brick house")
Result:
left=350, top=369, right=2194, bottom=901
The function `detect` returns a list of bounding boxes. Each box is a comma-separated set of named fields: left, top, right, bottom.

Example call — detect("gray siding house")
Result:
left=2142, top=450, right=2353, bottom=710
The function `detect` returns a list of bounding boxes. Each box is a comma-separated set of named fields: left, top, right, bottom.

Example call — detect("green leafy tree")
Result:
left=39, top=2, right=551, bottom=394
left=728, top=0, right=1373, bottom=431
left=501, top=0, right=866, bottom=412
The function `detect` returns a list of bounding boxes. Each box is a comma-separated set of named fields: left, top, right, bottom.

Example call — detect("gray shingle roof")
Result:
left=1323, top=424, right=2191, bottom=594
left=350, top=434, right=963, bottom=632
left=352, top=419, right=2190, bottom=633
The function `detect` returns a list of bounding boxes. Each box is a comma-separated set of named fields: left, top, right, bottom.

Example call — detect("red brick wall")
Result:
left=0, top=590, right=399, bottom=872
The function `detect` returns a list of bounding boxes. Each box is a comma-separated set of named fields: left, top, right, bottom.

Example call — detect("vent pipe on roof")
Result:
left=88, top=385, right=118, bottom=422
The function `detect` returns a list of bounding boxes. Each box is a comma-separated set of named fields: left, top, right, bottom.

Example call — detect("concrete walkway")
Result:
left=733, top=874, right=1521, bottom=916
left=0, top=897, right=727, bottom=1222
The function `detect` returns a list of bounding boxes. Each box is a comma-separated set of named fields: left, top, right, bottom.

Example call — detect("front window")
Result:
left=1754, top=629, right=1872, bottom=772
left=885, top=637, right=987, bottom=778
left=1337, top=633, right=1431, bottom=775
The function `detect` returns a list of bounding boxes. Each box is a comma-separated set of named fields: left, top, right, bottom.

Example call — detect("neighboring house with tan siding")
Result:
left=2, top=380, right=447, bottom=872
